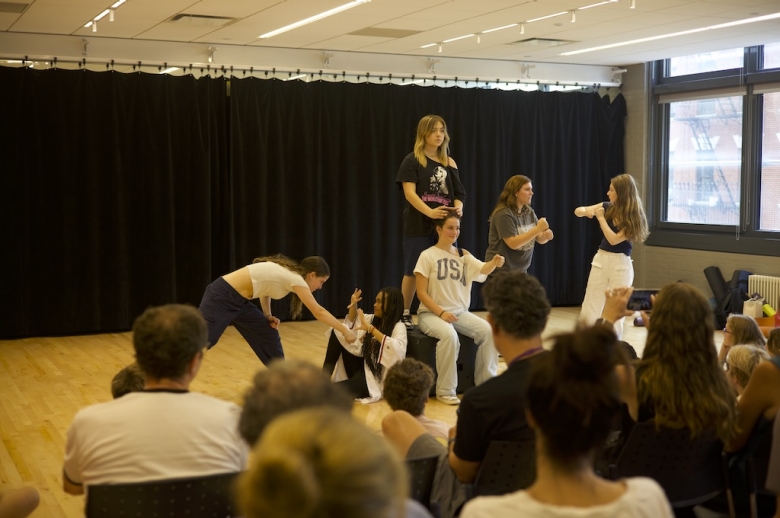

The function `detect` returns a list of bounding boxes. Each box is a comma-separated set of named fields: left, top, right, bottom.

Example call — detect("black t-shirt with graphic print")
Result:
left=395, top=152, right=466, bottom=237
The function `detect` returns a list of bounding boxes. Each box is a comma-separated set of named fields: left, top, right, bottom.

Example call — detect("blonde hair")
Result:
left=727, top=314, right=767, bottom=348
left=726, top=345, right=770, bottom=390
left=605, top=174, right=649, bottom=243
left=238, top=408, right=406, bottom=518
left=413, top=115, right=450, bottom=166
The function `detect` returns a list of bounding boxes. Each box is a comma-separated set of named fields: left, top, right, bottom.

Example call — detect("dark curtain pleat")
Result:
left=0, top=67, right=227, bottom=338
left=0, top=66, right=624, bottom=338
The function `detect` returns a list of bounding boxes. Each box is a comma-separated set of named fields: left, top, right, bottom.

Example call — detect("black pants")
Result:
left=322, top=332, right=370, bottom=399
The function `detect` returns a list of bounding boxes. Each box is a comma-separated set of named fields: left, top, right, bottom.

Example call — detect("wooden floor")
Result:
left=0, top=307, right=714, bottom=517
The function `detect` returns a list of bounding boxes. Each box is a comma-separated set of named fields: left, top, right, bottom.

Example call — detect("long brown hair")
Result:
left=413, top=115, right=449, bottom=166
left=639, top=282, right=737, bottom=443
left=605, top=174, right=649, bottom=243
left=490, top=175, right=532, bottom=220
left=252, top=255, right=330, bottom=319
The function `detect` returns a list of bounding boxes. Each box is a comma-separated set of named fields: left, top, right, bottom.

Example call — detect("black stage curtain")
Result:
left=228, top=79, right=627, bottom=319
left=0, top=66, right=626, bottom=338
left=0, top=67, right=228, bottom=338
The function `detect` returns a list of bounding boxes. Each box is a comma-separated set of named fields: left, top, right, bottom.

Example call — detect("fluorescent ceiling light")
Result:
left=482, top=23, right=518, bottom=34
left=159, top=67, right=179, bottom=74
left=443, top=33, right=474, bottom=43
left=526, top=11, right=567, bottom=23
left=111, top=0, right=125, bottom=7
left=94, top=9, right=110, bottom=21
left=84, top=0, right=127, bottom=28
left=420, top=43, right=437, bottom=48
left=285, top=74, right=307, bottom=81
left=259, top=0, right=370, bottom=39
left=561, top=11, right=780, bottom=55
left=578, top=0, right=617, bottom=10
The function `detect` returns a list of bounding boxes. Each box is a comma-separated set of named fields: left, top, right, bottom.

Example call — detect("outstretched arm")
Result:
left=574, top=202, right=605, bottom=218
left=292, top=286, right=356, bottom=342
left=480, top=254, right=505, bottom=275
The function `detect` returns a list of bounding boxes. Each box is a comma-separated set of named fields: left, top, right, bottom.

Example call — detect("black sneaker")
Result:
left=401, top=314, right=414, bottom=331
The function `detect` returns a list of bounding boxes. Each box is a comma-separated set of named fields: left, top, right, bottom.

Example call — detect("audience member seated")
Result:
left=0, top=487, right=40, bottom=518
left=238, top=408, right=407, bottom=518
left=726, top=345, right=770, bottom=399
left=767, top=328, right=780, bottom=357
left=110, top=362, right=145, bottom=398
left=617, top=282, right=737, bottom=453
left=382, top=270, right=549, bottom=518
left=767, top=416, right=780, bottom=518
left=414, top=214, right=505, bottom=404
left=62, top=304, right=248, bottom=495
left=727, top=338, right=780, bottom=453
left=323, top=287, right=407, bottom=402
left=239, top=359, right=354, bottom=447
left=460, top=326, right=674, bottom=518
left=239, top=360, right=432, bottom=518
left=720, top=314, right=767, bottom=364
left=383, top=358, right=451, bottom=441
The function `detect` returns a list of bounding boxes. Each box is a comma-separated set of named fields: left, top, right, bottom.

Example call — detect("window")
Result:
left=669, top=48, right=743, bottom=77
left=665, top=96, right=742, bottom=225
left=760, top=90, right=780, bottom=231
left=764, top=42, right=780, bottom=70
left=649, top=45, right=780, bottom=255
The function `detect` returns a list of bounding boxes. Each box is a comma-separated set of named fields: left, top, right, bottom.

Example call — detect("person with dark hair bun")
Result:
left=198, top=254, right=356, bottom=364
left=461, top=326, right=673, bottom=518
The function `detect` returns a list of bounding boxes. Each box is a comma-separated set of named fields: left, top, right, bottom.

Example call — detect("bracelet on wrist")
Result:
left=439, top=310, right=446, bottom=318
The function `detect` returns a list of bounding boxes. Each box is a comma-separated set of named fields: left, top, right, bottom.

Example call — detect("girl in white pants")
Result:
left=414, top=214, right=505, bottom=405
left=575, top=174, right=649, bottom=338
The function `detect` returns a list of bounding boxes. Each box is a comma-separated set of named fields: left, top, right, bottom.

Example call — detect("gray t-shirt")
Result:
left=485, top=206, right=538, bottom=273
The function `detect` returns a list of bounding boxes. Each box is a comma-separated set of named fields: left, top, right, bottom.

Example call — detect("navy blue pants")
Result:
left=198, top=277, right=284, bottom=365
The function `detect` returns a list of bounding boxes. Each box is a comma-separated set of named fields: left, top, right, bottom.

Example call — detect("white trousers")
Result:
left=417, top=311, right=498, bottom=397
left=579, top=249, right=634, bottom=339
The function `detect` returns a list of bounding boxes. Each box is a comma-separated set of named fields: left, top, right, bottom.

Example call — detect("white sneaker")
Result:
left=437, top=395, right=461, bottom=405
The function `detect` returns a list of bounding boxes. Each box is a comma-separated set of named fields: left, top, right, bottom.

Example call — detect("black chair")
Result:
left=406, top=328, right=477, bottom=395
left=470, top=439, right=536, bottom=498
left=723, top=417, right=776, bottom=518
left=608, top=420, right=724, bottom=508
left=85, top=472, right=240, bottom=518
left=407, top=454, right=440, bottom=518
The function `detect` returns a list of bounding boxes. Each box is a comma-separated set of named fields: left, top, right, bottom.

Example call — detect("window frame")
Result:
left=647, top=45, right=780, bottom=256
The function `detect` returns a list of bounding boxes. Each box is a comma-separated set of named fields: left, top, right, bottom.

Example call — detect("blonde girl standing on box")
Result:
left=575, top=174, right=648, bottom=338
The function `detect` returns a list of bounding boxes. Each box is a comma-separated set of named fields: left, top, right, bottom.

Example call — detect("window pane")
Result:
left=764, top=41, right=780, bottom=70
left=760, top=91, right=780, bottom=230
left=666, top=96, right=743, bottom=225
left=669, top=48, right=743, bottom=77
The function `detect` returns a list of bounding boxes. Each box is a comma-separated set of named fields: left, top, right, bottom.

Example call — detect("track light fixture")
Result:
left=520, top=23, right=525, bottom=34
left=571, top=10, right=576, bottom=22
left=208, top=46, right=217, bottom=63
left=630, top=0, right=636, bottom=8
left=438, top=43, right=443, bottom=53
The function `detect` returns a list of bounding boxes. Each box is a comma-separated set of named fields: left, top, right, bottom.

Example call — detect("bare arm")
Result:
left=479, top=253, right=505, bottom=275
left=347, top=288, right=362, bottom=323
left=402, top=182, right=450, bottom=220
left=447, top=427, right=480, bottom=483
left=595, top=206, right=627, bottom=246
left=259, top=296, right=280, bottom=329
left=575, top=202, right=605, bottom=218
left=502, top=218, right=549, bottom=250
left=415, top=273, right=457, bottom=324
left=448, top=157, right=465, bottom=216
left=292, top=286, right=356, bottom=342
left=727, top=361, right=780, bottom=452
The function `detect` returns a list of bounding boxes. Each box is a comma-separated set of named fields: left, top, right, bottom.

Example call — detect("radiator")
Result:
left=748, top=275, right=780, bottom=312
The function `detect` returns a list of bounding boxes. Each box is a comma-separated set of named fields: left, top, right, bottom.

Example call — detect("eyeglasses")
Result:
left=723, top=362, right=730, bottom=372
left=723, top=327, right=732, bottom=334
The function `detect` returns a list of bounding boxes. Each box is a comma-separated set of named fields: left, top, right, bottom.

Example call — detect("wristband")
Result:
left=439, top=310, right=446, bottom=318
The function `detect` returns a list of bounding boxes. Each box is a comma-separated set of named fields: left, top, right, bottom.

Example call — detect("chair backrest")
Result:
left=85, top=472, right=240, bottom=518
left=609, top=420, right=724, bottom=508
left=407, top=454, right=439, bottom=511
left=472, top=439, right=536, bottom=498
